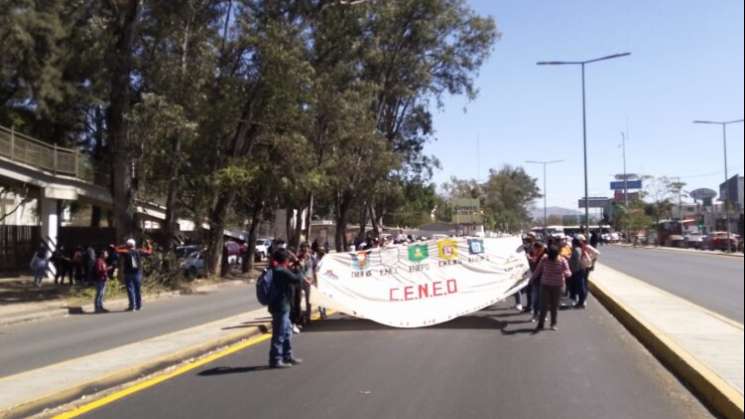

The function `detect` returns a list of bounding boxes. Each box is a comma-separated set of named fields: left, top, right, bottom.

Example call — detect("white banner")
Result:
left=316, top=236, right=530, bottom=328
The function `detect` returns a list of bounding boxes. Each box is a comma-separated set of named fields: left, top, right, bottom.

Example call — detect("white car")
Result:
left=255, top=239, right=272, bottom=260
left=684, top=234, right=706, bottom=249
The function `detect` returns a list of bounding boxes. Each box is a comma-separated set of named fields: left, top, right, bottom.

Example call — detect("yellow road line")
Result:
left=53, top=309, right=335, bottom=418
left=53, top=333, right=272, bottom=419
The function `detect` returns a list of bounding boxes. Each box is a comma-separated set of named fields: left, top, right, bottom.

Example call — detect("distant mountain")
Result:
left=530, top=206, right=582, bottom=220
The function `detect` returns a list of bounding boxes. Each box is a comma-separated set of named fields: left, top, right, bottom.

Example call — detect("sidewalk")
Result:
left=591, top=263, right=744, bottom=419
left=0, top=277, right=252, bottom=327
left=611, top=243, right=744, bottom=258
left=0, top=308, right=272, bottom=418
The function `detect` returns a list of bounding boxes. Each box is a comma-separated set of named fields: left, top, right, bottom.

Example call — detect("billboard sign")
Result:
left=578, top=197, right=610, bottom=209
left=610, top=180, right=643, bottom=190
left=690, top=188, right=717, bottom=201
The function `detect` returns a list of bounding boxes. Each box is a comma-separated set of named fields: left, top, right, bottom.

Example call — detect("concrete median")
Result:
left=590, top=263, right=744, bottom=419
left=0, top=309, right=273, bottom=418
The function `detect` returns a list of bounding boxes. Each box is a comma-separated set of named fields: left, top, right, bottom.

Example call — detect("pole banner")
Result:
left=316, top=236, right=530, bottom=328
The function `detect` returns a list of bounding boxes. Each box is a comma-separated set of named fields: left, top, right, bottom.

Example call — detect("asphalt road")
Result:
left=599, top=246, right=744, bottom=323
left=0, top=283, right=260, bottom=377
left=81, top=302, right=712, bottom=419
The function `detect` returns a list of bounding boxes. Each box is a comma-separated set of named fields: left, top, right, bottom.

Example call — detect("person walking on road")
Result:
left=569, top=237, right=585, bottom=305
left=52, top=246, right=71, bottom=285
left=532, top=244, right=572, bottom=332
left=268, top=248, right=308, bottom=369
left=30, top=245, right=49, bottom=287
left=116, top=239, right=153, bottom=312
left=527, top=241, right=546, bottom=319
left=575, top=234, right=599, bottom=309
left=94, top=249, right=110, bottom=313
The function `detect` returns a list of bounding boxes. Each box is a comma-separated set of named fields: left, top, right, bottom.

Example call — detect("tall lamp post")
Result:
left=538, top=52, right=631, bottom=234
left=526, top=160, right=564, bottom=231
left=693, top=119, right=744, bottom=252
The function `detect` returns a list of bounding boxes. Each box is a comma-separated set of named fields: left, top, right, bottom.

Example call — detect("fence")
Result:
left=0, top=125, right=95, bottom=182
left=0, top=225, right=41, bottom=275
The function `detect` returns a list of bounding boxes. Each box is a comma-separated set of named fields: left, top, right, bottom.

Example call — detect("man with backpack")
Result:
left=115, top=239, right=153, bottom=312
left=261, top=248, right=308, bottom=369
left=574, top=234, right=599, bottom=309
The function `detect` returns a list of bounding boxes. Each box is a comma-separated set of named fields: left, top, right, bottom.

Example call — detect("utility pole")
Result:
left=694, top=119, right=744, bottom=252
left=538, top=52, right=631, bottom=235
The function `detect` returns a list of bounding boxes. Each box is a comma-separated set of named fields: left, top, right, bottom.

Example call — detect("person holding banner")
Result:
left=268, top=248, right=308, bottom=369
left=532, top=244, right=572, bottom=332
left=528, top=241, right=546, bottom=319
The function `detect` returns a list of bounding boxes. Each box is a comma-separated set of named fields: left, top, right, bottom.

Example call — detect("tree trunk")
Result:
left=285, top=209, right=293, bottom=246
left=205, top=190, right=235, bottom=276
left=163, top=136, right=182, bottom=252
left=305, top=192, right=314, bottom=244
left=244, top=210, right=260, bottom=274
left=293, top=208, right=303, bottom=246
left=369, top=203, right=381, bottom=237
left=335, top=191, right=351, bottom=252
left=108, top=0, right=141, bottom=243
left=357, top=201, right=368, bottom=242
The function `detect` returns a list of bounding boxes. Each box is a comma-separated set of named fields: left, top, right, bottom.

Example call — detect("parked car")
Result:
left=181, top=251, right=205, bottom=278
left=704, top=232, right=739, bottom=251
left=175, top=245, right=201, bottom=259
left=684, top=233, right=706, bottom=250
left=255, top=239, right=272, bottom=261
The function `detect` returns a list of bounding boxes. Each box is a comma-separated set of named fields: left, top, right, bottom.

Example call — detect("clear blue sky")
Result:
left=428, top=0, right=745, bottom=210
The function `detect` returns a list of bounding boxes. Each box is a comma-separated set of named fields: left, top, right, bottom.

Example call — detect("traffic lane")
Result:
left=84, top=303, right=712, bottom=419
left=0, top=283, right=259, bottom=377
left=599, top=246, right=744, bottom=323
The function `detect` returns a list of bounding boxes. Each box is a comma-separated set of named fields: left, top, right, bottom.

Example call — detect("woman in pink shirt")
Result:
left=531, top=244, right=572, bottom=331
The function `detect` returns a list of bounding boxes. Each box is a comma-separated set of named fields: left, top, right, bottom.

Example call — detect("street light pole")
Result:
left=538, top=52, right=631, bottom=235
left=526, top=160, right=564, bottom=232
left=693, top=119, right=744, bottom=253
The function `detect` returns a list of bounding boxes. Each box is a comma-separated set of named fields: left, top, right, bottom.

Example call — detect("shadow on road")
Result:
left=222, top=321, right=270, bottom=332
left=198, top=366, right=272, bottom=376
left=301, top=312, right=540, bottom=333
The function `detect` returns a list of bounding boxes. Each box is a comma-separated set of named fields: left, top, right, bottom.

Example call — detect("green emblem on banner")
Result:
left=408, top=245, right=429, bottom=263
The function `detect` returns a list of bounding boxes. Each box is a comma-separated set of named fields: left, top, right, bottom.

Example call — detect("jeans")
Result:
left=530, top=283, right=541, bottom=315
left=576, top=269, right=589, bottom=306
left=269, top=311, right=293, bottom=365
left=33, top=266, right=46, bottom=286
left=95, top=281, right=107, bottom=310
left=125, top=272, right=142, bottom=310
left=539, top=285, right=562, bottom=328
left=513, top=289, right=522, bottom=306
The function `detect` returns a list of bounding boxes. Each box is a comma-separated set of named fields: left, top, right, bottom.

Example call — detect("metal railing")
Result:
left=0, top=125, right=95, bottom=183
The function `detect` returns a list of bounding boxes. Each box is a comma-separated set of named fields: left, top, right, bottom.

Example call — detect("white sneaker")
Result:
left=292, top=324, right=301, bottom=334
left=515, top=304, right=523, bottom=312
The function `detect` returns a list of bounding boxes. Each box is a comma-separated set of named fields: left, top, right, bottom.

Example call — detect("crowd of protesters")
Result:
left=516, top=231, right=600, bottom=333
left=29, top=239, right=153, bottom=313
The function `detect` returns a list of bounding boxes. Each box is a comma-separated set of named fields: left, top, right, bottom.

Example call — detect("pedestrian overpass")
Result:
left=0, top=125, right=178, bottom=250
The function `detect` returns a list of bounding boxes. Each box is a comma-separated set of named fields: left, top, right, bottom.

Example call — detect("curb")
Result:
left=590, top=279, right=744, bottom=419
left=3, top=324, right=270, bottom=419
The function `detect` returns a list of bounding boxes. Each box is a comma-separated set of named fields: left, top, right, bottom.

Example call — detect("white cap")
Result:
left=126, top=239, right=136, bottom=248
left=576, top=234, right=586, bottom=242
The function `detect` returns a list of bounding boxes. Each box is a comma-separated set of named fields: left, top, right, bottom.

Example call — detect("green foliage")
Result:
left=0, top=0, right=499, bottom=255
left=443, top=166, right=540, bottom=233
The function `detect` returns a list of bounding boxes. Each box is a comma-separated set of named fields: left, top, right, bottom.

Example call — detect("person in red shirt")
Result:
left=94, top=250, right=110, bottom=313
left=532, top=244, right=572, bottom=332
